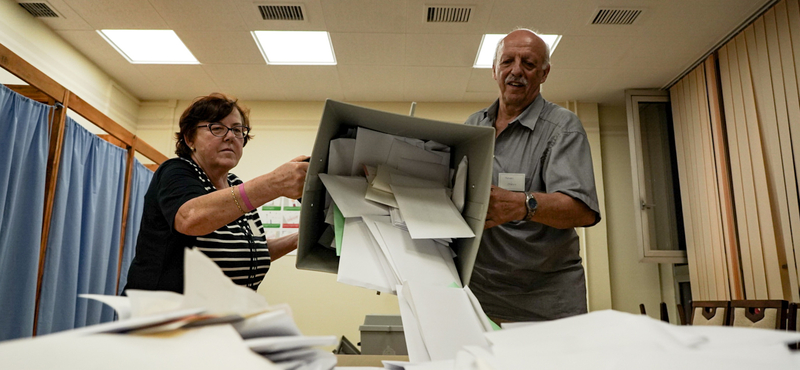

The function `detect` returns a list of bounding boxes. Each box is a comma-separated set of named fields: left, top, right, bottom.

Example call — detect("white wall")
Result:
left=598, top=105, right=668, bottom=319
left=0, top=1, right=140, bottom=132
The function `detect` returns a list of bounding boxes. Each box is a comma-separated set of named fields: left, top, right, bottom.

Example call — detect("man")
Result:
left=465, top=29, right=601, bottom=323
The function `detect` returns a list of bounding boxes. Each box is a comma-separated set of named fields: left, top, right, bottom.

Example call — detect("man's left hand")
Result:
left=484, top=185, right=527, bottom=229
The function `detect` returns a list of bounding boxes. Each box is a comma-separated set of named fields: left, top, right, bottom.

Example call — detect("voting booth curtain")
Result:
left=0, top=84, right=51, bottom=341
left=36, top=116, right=127, bottom=336
left=118, top=159, right=153, bottom=292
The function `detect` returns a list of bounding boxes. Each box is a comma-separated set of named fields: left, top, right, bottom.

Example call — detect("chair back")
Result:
left=690, top=300, right=729, bottom=326
left=729, top=300, right=788, bottom=330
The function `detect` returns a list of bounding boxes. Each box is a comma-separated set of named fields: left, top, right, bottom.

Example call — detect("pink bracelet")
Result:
left=238, top=184, right=255, bottom=211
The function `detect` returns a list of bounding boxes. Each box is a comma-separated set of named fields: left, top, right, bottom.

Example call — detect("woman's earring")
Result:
left=191, top=147, right=196, bottom=152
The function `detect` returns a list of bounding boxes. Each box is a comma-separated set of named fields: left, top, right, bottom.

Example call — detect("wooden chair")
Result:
left=676, top=303, right=687, bottom=325
left=689, top=300, right=730, bottom=326
left=787, top=302, right=797, bottom=331
left=638, top=303, right=671, bottom=323
left=729, top=300, right=788, bottom=330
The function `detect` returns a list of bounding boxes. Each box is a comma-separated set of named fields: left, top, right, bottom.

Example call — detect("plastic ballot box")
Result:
left=296, top=99, right=495, bottom=286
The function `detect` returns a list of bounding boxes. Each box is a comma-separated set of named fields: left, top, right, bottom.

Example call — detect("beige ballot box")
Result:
left=296, top=99, right=495, bottom=286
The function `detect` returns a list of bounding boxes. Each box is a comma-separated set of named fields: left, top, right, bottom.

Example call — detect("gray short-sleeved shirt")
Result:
left=465, top=95, right=601, bottom=322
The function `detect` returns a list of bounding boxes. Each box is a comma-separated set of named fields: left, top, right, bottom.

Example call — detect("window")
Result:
left=626, top=90, right=687, bottom=263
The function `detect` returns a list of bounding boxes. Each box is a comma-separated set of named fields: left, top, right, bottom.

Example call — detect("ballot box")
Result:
left=359, top=315, right=407, bottom=355
left=296, top=99, right=495, bottom=286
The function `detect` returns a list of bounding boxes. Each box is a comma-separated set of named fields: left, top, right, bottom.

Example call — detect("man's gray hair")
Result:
left=492, top=28, right=551, bottom=69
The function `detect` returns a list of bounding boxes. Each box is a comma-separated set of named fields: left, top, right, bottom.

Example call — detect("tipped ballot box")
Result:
left=296, top=99, right=495, bottom=286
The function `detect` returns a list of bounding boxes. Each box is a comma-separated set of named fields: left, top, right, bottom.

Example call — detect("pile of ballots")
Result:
left=317, top=126, right=473, bottom=294
left=0, top=249, right=337, bottom=370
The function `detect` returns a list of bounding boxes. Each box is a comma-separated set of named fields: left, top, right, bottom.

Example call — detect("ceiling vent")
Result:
left=18, top=1, right=60, bottom=18
left=426, top=6, right=473, bottom=23
left=591, top=8, right=642, bottom=25
left=257, top=4, right=305, bottom=21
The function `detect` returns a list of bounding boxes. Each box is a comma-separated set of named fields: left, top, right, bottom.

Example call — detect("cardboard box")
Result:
left=296, top=99, right=495, bottom=286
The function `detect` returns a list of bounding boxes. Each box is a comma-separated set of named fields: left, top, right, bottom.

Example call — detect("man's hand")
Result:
left=484, top=185, right=527, bottom=229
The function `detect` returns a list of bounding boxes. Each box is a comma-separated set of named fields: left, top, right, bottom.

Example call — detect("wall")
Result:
left=0, top=1, right=140, bottom=132
left=598, top=105, right=672, bottom=320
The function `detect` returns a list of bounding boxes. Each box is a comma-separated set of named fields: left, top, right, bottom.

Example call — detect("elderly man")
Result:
left=465, top=29, right=601, bottom=323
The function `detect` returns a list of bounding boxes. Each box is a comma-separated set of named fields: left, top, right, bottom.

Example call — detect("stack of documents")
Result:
left=0, top=248, right=337, bottom=370
left=319, top=127, right=473, bottom=294
left=382, top=310, right=800, bottom=370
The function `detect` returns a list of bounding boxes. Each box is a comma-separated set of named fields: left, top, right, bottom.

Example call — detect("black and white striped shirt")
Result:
left=124, top=157, right=270, bottom=293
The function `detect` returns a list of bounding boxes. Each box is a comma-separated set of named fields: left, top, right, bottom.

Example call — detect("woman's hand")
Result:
left=272, top=155, right=309, bottom=199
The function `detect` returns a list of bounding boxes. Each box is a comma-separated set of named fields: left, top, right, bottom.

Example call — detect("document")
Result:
left=337, top=218, right=395, bottom=293
left=351, top=127, right=396, bottom=175
left=391, top=185, right=474, bottom=239
left=373, top=221, right=461, bottom=288
left=451, top=156, right=468, bottom=213
left=327, top=138, right=355, bottom=176
left=318, top=174, right=389, bottom=218
left=400, top=281, right=489, bottom=362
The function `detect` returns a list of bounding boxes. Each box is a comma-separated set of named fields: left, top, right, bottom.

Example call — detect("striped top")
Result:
left=181, top=158, right=270, bottom=289
left=124, top=157, right=270, bottom=293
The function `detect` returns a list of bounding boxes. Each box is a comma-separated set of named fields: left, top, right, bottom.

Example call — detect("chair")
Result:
left=786, top=302, right=797, bottom=331
left=638, top=302, right=671, bottom=323
left=676, top=303, right=687, bottom=325
left=689, top=300, right=730, bottom=326
left=729, top=300, right=788, bottom=330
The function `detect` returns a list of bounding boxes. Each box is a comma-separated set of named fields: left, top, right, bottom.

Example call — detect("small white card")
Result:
left=498, top=173, right=525, bottom=191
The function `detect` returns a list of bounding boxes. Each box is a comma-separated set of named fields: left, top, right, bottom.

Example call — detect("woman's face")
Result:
left=186, top=108, right=245, bottom=175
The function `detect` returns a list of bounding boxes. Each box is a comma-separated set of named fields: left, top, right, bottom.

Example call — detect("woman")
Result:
left=124, top=93, right=308, bottom=293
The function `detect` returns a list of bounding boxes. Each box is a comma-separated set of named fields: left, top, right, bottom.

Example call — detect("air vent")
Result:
left=426, top=6, right=472, bottom=23
left=258, top=5, right=304, bottom=21
left=18, top=2, right=59, bottom=17
left=591, top=8, right=642, bottom=25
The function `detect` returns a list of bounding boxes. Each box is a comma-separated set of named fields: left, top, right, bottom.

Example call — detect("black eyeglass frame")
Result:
left=197, top=122, right=251, bottom=139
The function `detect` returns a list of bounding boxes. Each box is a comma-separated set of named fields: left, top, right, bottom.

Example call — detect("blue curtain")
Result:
left=36, top=117, right=127, bottom=335
left=0, top=84, right=51, bottom=341
left=117, top=159, right=154, bottom=293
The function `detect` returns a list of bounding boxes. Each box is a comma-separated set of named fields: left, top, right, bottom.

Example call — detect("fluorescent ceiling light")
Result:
left=252, top=31, right=336, bottom=65
left=98, top=30, right=199, bottom=64
left=473, top=33, right=561, bottom=68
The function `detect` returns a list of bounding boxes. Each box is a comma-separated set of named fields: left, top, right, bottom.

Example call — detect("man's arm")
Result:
left=484, top=185, right=597, bottom=229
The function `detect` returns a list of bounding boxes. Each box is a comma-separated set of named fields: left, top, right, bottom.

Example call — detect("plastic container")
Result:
left=358, top=315, right=407, bottom=355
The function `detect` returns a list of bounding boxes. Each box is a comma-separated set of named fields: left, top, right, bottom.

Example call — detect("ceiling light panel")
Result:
left=473, top=33, right=561, bottom=68
left=98, top=30, right=199, bottom=64
left=252, top=31, right=336, bottom=65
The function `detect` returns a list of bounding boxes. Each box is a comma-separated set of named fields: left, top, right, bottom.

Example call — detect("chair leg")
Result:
left=639, top=304, right=646, bottom=315
left=677, top=303, right=687, bottom=325
left=660, top=302, right=670, bottom=323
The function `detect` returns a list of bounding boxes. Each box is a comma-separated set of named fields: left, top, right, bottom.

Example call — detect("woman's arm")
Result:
left=267, top=232, right=299, bottom=261
left=174, top=156, right=309, bottom=236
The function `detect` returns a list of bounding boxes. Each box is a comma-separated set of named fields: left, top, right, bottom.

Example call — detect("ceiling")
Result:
left=21, top=0, right=772, bottom=105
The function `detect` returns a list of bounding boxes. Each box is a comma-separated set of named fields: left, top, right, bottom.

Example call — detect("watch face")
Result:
left=527, top=194, right=538, bottom=210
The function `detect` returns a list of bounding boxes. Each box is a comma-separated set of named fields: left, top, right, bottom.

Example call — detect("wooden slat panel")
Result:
left=145, top=164, right=159, bottom=172
left=33, top=90, right=69, bottom=336
left=0, top=44, right=65, bottom=102
left=742, top=26, right=784, bottom=299
left=764, top=6, right=800, bottom=301
left=705, top=54, right=744, bottom=300
left=687, top=73, right=712, bottom=300
left=689, top=68, right=717, bottom=299
left=698, top=66, right=731, bottom=300
left=671, top=81, right=702, bottom=300
left=719, top=43, right=758, bottom=298
left=785, top=0, right=800, bottom=300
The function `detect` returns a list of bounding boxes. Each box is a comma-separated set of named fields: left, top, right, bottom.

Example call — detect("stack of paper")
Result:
left=383, top=310, right=800, bottom=370
left=0, top=249, right=337, bottom=370
left=319, top=128, right=473, bottom=294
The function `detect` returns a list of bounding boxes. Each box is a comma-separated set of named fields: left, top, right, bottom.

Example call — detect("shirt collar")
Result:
left=480, top=94, right=545, bottom=132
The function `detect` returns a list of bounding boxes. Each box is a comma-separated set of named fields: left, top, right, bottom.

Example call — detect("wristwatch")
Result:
left=523, top=191, right=538, bottom=221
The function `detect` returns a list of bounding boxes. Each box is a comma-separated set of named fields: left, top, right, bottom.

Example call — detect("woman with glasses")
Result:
left=124, top=93, right=309, bottom=293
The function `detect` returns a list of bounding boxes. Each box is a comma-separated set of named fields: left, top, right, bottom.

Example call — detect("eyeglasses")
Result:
left=197, top=122, right=250, bottom=139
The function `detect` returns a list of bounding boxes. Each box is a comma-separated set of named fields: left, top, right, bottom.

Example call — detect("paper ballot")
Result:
left=391, top=185, right=474, bottom=239
left=337, top=218, right=395, bottom=293
left=318, top=173, right=389, bottom=217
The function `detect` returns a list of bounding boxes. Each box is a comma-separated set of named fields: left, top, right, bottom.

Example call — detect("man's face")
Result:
left=492, top=31, right=550, bottom=111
